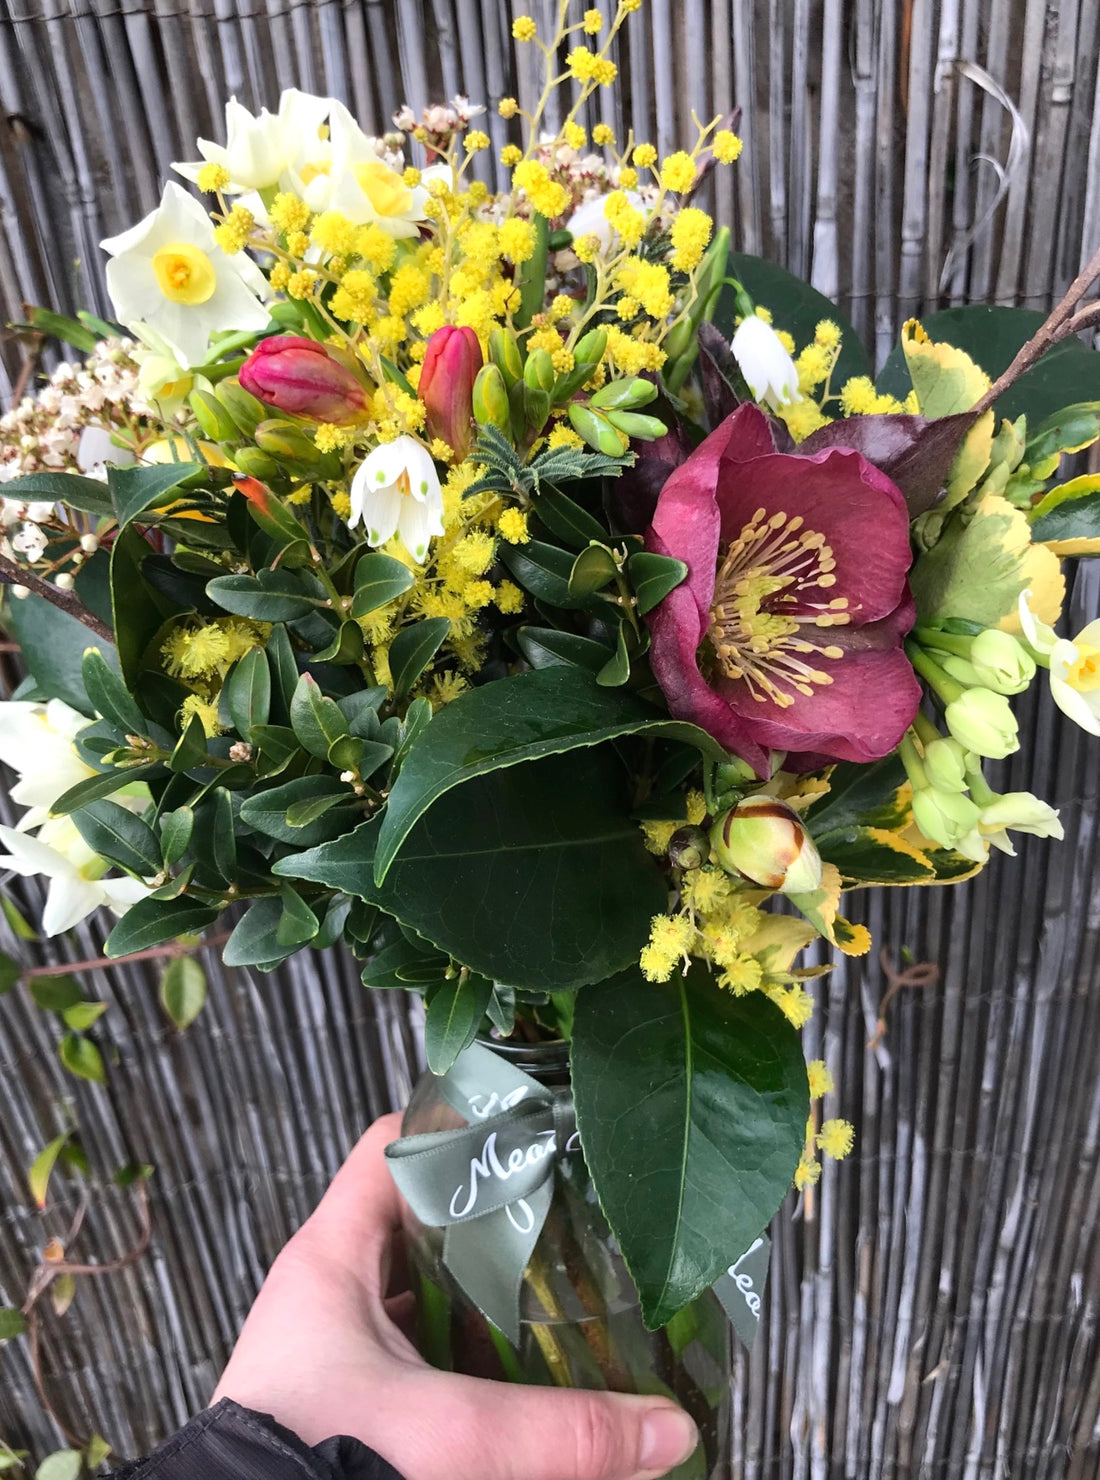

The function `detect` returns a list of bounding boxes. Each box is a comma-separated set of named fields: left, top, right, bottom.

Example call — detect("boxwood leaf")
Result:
left=71, top=799, right=160, bottom=876
left=104, top=898, right=220, bottom=957
left=424, top=973, right=494, bottom=1074
left=223, top=646, right=271, bottom=738
left=81, top=646, right=146, bottom=735
left=389, top=618, right=451, bottom=701
left=626, top=551, right=689, bottom=615
left=108, top=461, right=202, bottom=528
left=239, top=775, right=358, bottom=845
left=50, top=761, right=160, bottom=816
left=572, top=964, right=808, bottom=1328
left=350, top=552, right=416, bottom=617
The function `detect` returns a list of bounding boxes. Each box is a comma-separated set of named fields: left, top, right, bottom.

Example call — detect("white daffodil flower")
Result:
left=730, top=314, right=801, bottom=411
left=349, top=436, right=444, bottom=563
left=326, top=110, right=441, bottom=237
left=0, top=698, right=97, bottom=829
left=1019, top=588, right=1100, bottom=736
left=101, top=182, right=269, bottom=368
left=0, top=821, right=150, bottom=938
left=977, top=791, right=1064, bottom=857
left=174, top=96, right=288, bottom=193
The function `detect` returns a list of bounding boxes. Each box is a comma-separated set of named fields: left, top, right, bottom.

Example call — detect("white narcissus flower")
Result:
left=1019, top=589, right=1100, bottom=736
left=326, top=110, right=444, bottom=237
left=567, top=190, right=648, bottom=252
left=977, top=791, right=1064, bottom=857
left=173, top=96, right=287, bottom=193
left=349, top=436, right=444, bottom=563
left=0, top=698, right=97, bottom=828
left=100, top=182, right=269, bottom=368
left=0, top=821, right=150, bottom=938
left=730, top=314, right=801, bottom=411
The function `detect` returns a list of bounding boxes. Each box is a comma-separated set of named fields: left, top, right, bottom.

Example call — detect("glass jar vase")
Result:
left=400, top=1038, right=731, bottom=1480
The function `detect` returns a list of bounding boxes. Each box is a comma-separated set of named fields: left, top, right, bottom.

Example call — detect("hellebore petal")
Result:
left=645, top=404, right=920, bottom=775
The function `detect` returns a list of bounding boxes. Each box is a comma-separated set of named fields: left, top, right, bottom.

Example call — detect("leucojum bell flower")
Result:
left=349, top=436, right=444, bottom=563
left=730, top=312, right=801, bottom=412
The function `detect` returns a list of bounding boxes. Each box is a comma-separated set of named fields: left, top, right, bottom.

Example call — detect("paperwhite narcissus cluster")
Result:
left=0, top=699, right=153, bottom=936
left=349, top=436, right=445, bottom=563
left=100, top=181, right=269, bottom=368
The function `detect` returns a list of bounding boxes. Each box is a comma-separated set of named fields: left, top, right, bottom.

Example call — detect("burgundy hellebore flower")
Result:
left=645, top=403, right=921, bottom=776
left=418, top=325, right=483, bottom=462
left=239, top=335, right=369, bottom=424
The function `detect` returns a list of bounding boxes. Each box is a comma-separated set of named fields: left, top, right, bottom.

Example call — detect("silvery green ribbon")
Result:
left=386, top=1042, right=770, bottom=1350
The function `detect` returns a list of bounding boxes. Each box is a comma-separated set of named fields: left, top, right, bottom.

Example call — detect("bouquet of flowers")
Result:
left=3, top=0, right=1100, bottom=1462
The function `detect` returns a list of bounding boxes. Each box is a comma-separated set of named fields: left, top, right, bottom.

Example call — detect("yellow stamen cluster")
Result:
left=197, top=162, right=230, bottom=193
left=512, top=15, right=537, bottom=40
left=712, top=130, right=743, bottom=164
left=214, top=205, right=254, bottom=255
left=669, top=206, right=713, bottom=272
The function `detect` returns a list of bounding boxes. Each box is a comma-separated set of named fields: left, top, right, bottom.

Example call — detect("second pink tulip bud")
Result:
left=419, top=325, right=483, bottom=461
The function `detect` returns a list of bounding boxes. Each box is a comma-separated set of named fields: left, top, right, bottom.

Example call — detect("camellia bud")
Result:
left=710, top=796, right=823, bottom=896
left=239, top=335, right=370, bottom=426
left=944, top=687, right=1020, bottom=759
left=419, top=325, right=483, bottom=461
left=668, top=825, right=710, bottom=871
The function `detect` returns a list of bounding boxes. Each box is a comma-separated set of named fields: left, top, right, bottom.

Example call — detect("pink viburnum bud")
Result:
left=418, top=325, right=483, bottom=461
left=239, top=336, right=370, bottom=425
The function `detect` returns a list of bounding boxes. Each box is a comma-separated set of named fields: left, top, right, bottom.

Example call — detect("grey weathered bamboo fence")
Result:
left=1, top=1, right=1099, bottom=1476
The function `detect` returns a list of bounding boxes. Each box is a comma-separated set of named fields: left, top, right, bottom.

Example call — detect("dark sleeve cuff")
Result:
left=113, top=1398, right=405, bottom=1480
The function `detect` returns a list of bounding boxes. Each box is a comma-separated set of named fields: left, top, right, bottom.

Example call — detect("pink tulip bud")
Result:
left=419, top=325, right=483, bottom=460
left=239, top=336, right=370, bottom=425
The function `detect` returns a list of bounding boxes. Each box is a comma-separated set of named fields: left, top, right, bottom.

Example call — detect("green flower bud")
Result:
left=573, top=327, right=608, bottom=366
left=921, top=735, right=969, bottom=793
left=254, top=419, right=325, bottom=462
left=591, top=376, right=658, bottom=411
left=968, top=630, right=1036, bottom=694
left=663, top=318, right=695, bottom=363
left=189, top=387, right=238, bottom=443
left=938, top=653, right=983, bottom=687
left=944, top=687, right=1020, bottom=759
left=710, top=795, right=823, bottom=895
left=568, top=403, right=628, bottom=456
left=524, top=348, right=556, bottom=394
left=472, top=364, right=512, bottom=434
left=668, top=825, right=710, bottom=871
left=604, top=410, right=668, bottom=441
left=523, top=383, right=552, bottom=433
left=232, top=446, right=282, bottom=481
left=215, top=378, right=266, bottom=437
left=911, top=786, right=981, bottom=850
left=489, top=327, right=524, bottom=387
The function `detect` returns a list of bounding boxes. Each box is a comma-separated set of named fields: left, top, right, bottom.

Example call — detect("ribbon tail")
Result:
left=444, top=1180, right=552, bottom=1347
left=711, top=1233, right=771, bottom=1351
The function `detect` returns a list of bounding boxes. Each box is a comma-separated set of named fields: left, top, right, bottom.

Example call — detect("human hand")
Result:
left=213, top=1114, right=700, bottom=1480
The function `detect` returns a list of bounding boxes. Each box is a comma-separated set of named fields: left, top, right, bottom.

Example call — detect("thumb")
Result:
left=378, top=1368, right=700, bottom=1480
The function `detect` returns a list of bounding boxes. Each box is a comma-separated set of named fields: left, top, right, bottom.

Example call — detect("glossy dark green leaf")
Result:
left=104, top=897, right=220, bottom=957
left=596, top=621, right=632, bottom=687
left=251, top=724, right=300, bottom=769
left=277, top=748, right=668, bottom=992
left=374, top=666, right=726, bottom=883
left=424, top=973, right=494, bottom=1074
left=108, top=461, right=202, bottom=528
left=515, top=626, right=614, bottom=674
left=312, top=620, right=365, bottom=665
left=59, top=1034, right=106, bottom=1084
left=530, top=485, right=610, bottom=550
left=266, top=623, right=300, bottom=716
left=159, top=807, right=195, bottom=867
left=350, top=552, right=416, bottom=617
left=626, top=552, right=689, bottom=615
left=389, top=697, right=433, bottom=778
left=71, top=799, right=160, bottom=876
left=222, top=896, right=297, bottom=968
left=223, top=647, right=271, bottom=739
left=1030, top=482, right=1100, bottom=546
left=290, top=673, right=350, bottom=757
left=313, top=894, right=353, bottom=950
left=360, top=936, right=449, bottom=990
left=208, top=788, right=237, bottom=884
left=284, top=791, right=349, bottom=828
left=0, top=469, right=113, bottom=516
left=168, top=713, right=208, bottom=773
left=568, top=543, right=619, bottom=598
left=500, top=540, right=599, bottom=609
left=572, top=964, right=808, bottom=1328
left=50, top=761, right=159, bottom=816
left=110, top=525, right=168, bottom=688
left=276, top=885, right=320, bottom=948
left=239, top=775, right=359, bottom=845
left=389, top=618, right=451, bottom=701
left=206, top=573, right=317, bottom=622
left=81, top=647, right=145, bottom=735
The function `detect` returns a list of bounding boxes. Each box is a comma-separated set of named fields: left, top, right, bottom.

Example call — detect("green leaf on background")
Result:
left=222, top=897, right=297, bottom=968
left=716, top=252, right=871, bottom=389
left=2, top=895, right=38, bottom=941
left=877, top=305, right=1100, bottom=424
left=805, top=755, right=909, bottom=839
left=350, top=552, right=416, bottom=617
left=61, top=1001, right=108, bottom=1031
left=206, top=570, right=320, bottom=622
left=85, top=1434, right=112, bottom=1471
left=572, top=964, right=807, bottom=1328
left=168, top=713, right=208, bottom=772
left=27, top=305, right=100, bottom=350
left=240, top=775, right=359, bottom=845
left=4, top=589, right=117, bottom=715
left=59, top=1034, right=106, bottom=1084
left=108, top=461, right=202, bottom=528
left=567, top=543, right=619, bottom=598
left=72, top=799, right=160, bottom=876
left=908, top=492, right=1046, bottom=628
left=627, top=552, right=689, bottom=615
left=110, top=525, right=169, bottom=688
left=160, top=806, right=195, bottom=866
left=278, top=749, right=668, bottom=991
left=389, top=618, right=451, bottom=701
left=0, top=1308, right=27, bottom=1341
left=28, top=1134, right=71, bottom=1207
left=530, top=485, right=610, bottom=549
left=0, top=468, right=113, bottom=516
left=0, top=952, right=20, bottom=994
left=104, top=897, right=219, bottom=957
left=30, top=976, right=82, bottom=1013
left=35, top=1451, right=83, bottom=1480
left=817, top=826, right=936, bottom=884
left=50, top=762, right=159, bottom=816
left=290, top=674, right=350, bottom=757
left=596, top=620, right=632, bottom=687
left=500, top=540, right=600, bottom=609
left=81, top=646, right=145, bottom=735
left=275, top=886, right=320, bottom=948
left=223, top=646, right=271, bottom=738
left=375, top=667, right=725, bottom=884
left=424, top=973, right=494, bottom=1074
left=160, top=956, right=208, bottom=1030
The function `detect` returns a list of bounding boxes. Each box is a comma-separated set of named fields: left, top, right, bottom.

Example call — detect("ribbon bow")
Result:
left=386, top=1042, right=770, bottom=1348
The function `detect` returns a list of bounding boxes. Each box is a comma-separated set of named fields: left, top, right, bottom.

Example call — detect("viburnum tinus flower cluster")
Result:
left=2, top=0, right=1099, bottom=1332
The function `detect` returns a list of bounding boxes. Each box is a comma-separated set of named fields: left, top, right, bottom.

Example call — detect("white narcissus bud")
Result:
left=911, top=787, right=981, bottom=851
left=710, top=795, right=823, bottom=896
left=944, top=687, right=1019, bottom=759
left=968, top=630, right=1036, bottom=694
left=922, top=736, right=969, bottom=793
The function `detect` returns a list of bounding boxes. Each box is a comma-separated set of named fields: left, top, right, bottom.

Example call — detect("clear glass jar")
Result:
left=401, top=1038, right=731, bottom=1480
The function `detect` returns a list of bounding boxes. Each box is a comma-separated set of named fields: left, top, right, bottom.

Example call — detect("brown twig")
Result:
left=18, top=931, right=232, bottom=983
left=970, top=241, right=1100, bottom=418
left=0, top=551, right=114, bottom=642
left=867, top=945, right=939, bottom=1051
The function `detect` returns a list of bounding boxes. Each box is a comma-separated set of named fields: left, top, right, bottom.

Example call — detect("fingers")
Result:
left=296, top=1111, right=406, bottom=1293
left=368, top=1369, right=700, bottom=1480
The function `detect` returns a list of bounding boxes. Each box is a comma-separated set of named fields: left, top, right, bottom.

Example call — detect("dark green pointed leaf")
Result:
left=276, top=885, right=320, bottom=948
left=0, top=468, right=113, bottom=515
left=59, top=1034, right=106, bottom=1084
left=81, top=647, right=146, bottom=735
left=30, top=975, right=82, bottom=1012
left=50, top=762, right=159, bottom=817
left=424, top=973, right=494, bottom=1074
left=374, top=666, right=726, bottom=884
left=110, top=525, right=167, bottom=688
left=207, top=571, right=319, bottom=622
left=251, top=724, right=300, bottom=769
left=278, top=748, right=668, bottom=991
left=209, top=788, right=236, bottom=883
left=313, top=620, right=366, bottom=665
left=223, top=647, right=271, bottom=738
left=108, top=461, right=202, bottom=528
left=4, top=588, right=114, bottom=715
left=104, top=897, right=220, bottom=957
left=290, top=673, right=350, bottom=757
left=350, top=552, right=416, bottom=617
left=285, top=791, right=350, bottom=828
left=568, top=543, right=619, bottom=598
left=500, top=540, right=600, bottom=609
left=160, top=806, right=195, bottom=866
left=573, top=964, right=808, bottom=1328
left=530, top=485, right=610, bottom=549
left=390, top=697, right=433, bottom=778
left=328, top=733, right=365, bottom=771
left=240, top=775, right=358, bottom=845
left=1029, top=479, right=1100, bottom=547
left=222, top=896, right=297, bottom=968
left=515, top=626, right=614, bottom=674
left=389, top=618, right=451, bottom=701
left=71, top=799, right=160, bottom=876
left=266, top=624, right=300, bottom=715
left=169, top=713, right=208, bottom=772
left=360, top=937, right=449, bottom=990
left=627, top=551, right=689, bottom=615
left=596, top=621, right=632, bottom=687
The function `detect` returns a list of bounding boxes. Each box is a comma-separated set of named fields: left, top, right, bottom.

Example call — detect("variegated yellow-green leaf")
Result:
left=901, top=320, right=995, bottom=506
left=820, top=824, right=936, bottom=886
left=1029, top=473, right=1100, bottom=556
left=787, top=863, right=872, bottom=956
